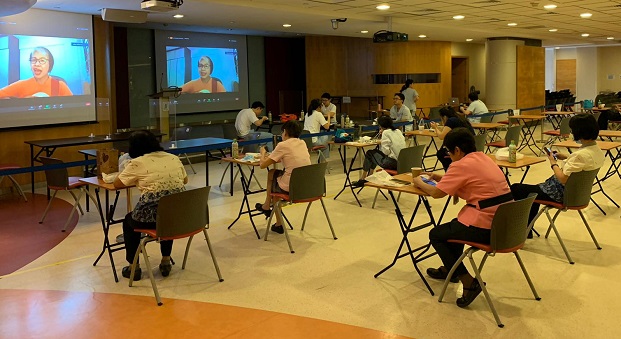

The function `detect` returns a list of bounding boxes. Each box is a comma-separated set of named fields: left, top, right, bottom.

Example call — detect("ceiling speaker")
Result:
left=101, top=8, right=148, bottom=23
left=0, top=0, right=37, bottom=17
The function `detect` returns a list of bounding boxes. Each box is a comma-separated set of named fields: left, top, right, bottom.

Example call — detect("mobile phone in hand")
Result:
left=544, top=147, right=557, bottom=160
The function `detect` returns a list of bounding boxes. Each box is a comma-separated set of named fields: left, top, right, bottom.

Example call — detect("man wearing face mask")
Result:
left=0, top=47, right=73, bottom=98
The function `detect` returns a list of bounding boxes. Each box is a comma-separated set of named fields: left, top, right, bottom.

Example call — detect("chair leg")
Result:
left=277, top=201, right=295, bottom=253
left=183, top=154, right=197, bottom=174
left=544, top=209, right=560, bottom=238
left=218, top=163, right=232, bottom=187
left=39, top=190, right=59, bottom=223
left=320, top=198, right=337, bottom=240
left=6, top=175, right=27, bottom=202
left=202, top=228, right=224, bottom=281
left=68, top=189, right=85, bottom=216
left=142, top=240, right=162, bottom=305
left=466, top=251, right=503, bottom=328
left=371, top=189, right=380, bottom=209
left=544, top=209, right=574, bottom=264
left=478, top=252, right=490, bottom=273
left=264, top=207, right=275, bottom=241
left=578, top=210, right=601, bottom=249
left=63, top=189, right=85, bottom=232
left=301, top=202, right=313, bottom=231
left=438, top=249, right=470, bottom=302
left=182, top=235, right=194, bottom=269
left=514, top=251, right=541, bottom=300
left=526, top=207, right=545, bottom=237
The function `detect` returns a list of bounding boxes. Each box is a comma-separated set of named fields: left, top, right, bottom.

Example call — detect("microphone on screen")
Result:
left=159, top=72, right=164, bottom=92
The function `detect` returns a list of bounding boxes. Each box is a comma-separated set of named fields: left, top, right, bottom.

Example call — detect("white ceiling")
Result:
left=32, top=0, right=621, bottom=46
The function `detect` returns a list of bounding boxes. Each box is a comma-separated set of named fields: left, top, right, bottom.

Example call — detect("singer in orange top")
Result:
left=180, top=56, right=226, bottom=94
left=0, top=47, right=73, bottom=98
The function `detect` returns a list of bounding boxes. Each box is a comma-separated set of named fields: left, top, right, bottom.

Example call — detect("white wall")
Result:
left=451, top=42, right=486, bottom=100
left=545, top=48, right=556, bottom=91
left=576, top=47, right=598, bottom=101
left=597, top=46, right=621, bottom=92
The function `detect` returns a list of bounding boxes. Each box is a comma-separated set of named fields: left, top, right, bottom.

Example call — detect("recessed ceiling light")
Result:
left=360, top=30, right=369, bottom=33
left=549, top=28, right=558, bottom=32
left=507, top=22, right=517, bottom=26
left=580, top=13, right=592, bottom=18
left=418, top=34, right=427, bottom=38
left=466, top=38, right=473, bottom=42
left=229, top=21, right=235, bottom=24
left=607, top=36, right=615, bottom=40
left=453, top=15, right=465, bottom=20
left=173, top=14, right=184, bottom=18
left=581, top=33, right=589, bottom=37
left=283, top=24, right=292, bottom=27
left=543, top=4, right=557, bottom=9
left=376, top=4, right=390, bottom=10
left=555, top=47, right=560, bottom=50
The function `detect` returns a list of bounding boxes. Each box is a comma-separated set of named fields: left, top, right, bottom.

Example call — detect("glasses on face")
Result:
left=393, top=97, right=401, bottom=101
left=198, top=63, right=211, bottom=69
left=30, top=58, right=49, bottom=66
left=321, top=99, right=329, bottom=102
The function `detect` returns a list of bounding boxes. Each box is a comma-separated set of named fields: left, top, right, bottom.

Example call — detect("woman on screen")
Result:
left=0, top=47, right=73, bottom=98
left=180, top=56, right=226, bottom=94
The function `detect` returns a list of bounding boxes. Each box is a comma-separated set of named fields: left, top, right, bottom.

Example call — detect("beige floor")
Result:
left=1, top=129, right=621, bottom=338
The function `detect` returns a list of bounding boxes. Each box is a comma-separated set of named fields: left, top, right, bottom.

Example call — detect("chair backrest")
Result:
left=490, top=194, right=537, bottom=251
left=288, top=163, right=327, bottom=202
left=559, top=117, right=571, bottom=136
left=39, top=157, right=69, bottom=188
left=222, top=124, right=239, bottom=140
left=242, top=132, right=262, bottom=153
left=479, top=115, right=493, bottom=123
left=396, top=145, right=425, bottom=174
left=156, top=186, right=210, bottom=238
left=428, top=107, right=442, bottom=120
left=474, top=134, right=486, bottom=152
left=173, top=126, right=192, bottom=141
left=504, top=125, right=521, bottom=145
left=563, top=169, right=599, bottom=207
left=300, top=130, right=313, bottom=149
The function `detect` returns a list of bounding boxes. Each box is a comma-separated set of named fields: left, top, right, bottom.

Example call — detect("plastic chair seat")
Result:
left=0, top=164, right=20, bottom=170
left=498, top=120, right=509, bottom=125
left=134, top=228, right=204, bottom=241
left=49, top=177, right=86, bottom=191
left=543, top=130, right=560, bottom=136
left=311, top=145, right=326, bottom=151
left=383, top=169, right=397, bottom=175
left=486, top=140, right=506, bottom=148
left=447, top=239, right=524, bottom=254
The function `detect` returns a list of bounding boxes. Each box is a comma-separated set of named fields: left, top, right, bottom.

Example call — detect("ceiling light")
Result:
left=607, top=36, right=615, bottom=40
left=580, top=13, right=592, bottom=18
left=173, top=14, right=184, bottom=18
left=555, top=47, right=560, bottom=50
left=549, top=28, right=558, bottom=32
left=376, top=4, right=390, bottom=10
left=466, top=38, right=473, bottom=42
left=507, top=23, right=517, bottom=26
left=283, top=24, right=291, bottom=27
left=418, top=34, right=427, bottom=38
left=543, top=4, right=557, bottom=9
left=581, top=33, right=589, bottom=37
left=360, top=30, right=369, bottom=33
left=453, top=15, right=465, bottom=20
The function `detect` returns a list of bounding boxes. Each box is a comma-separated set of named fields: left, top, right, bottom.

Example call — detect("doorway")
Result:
left=452, top=57, right=469, bottom=103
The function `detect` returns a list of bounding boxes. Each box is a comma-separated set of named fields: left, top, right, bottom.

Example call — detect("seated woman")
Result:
left=459, top=91, right=488, bottom=123
left=114, top=130, right=188, bottom=281
left=255, top=121, right=311, bottom=234
left=432, top=106, right=475, bottom=171
left=303, top=98, right=331, bottom=159
left=511, top=113, right=604, bottom=238
left=353, top=116, right=406, bottom=187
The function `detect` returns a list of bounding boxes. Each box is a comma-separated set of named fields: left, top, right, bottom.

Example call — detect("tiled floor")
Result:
left=1, top=131, right=621, bottom=338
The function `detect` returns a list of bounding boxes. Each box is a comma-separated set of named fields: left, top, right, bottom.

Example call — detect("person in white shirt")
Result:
left=234, top=101, right=273, bottom=150
left=321, top=92, right=337, bottom=125
left=401, top=79, right=420, bottom=114
left=390, top=92, right=414, bottom=132
left=352, top=116, right=406, bottom=187
left=303, top=98, right=331, bottom=159
left=460, top=91, right=488, bottom=123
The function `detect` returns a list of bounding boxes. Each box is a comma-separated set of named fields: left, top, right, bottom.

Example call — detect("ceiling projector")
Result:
left=141, top=0, right=181, bottom=12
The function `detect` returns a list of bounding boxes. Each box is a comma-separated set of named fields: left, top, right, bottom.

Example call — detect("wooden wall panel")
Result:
left=516, top=46, right=545, bottom=111
left=556, top=59, right=576, bottom=94
left=0, top=18, right=113, bottom=187
left=306, top=37, right=452, bottom=119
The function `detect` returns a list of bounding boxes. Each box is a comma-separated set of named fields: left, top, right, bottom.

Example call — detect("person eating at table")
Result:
left=114, top=130, right=188, bottom=281
left=412, top=127, right=511, bottom=308
left=352, top=116, right=406, bottom=188
left=431, top=106, right=475, bottom=171
left=390, top=92, right=414, bottom=131
left=459, top=91, right=488, bottom=123
left=321, top=92, right=337, bottom=125
left=510, top=113, right=604, bottom=238
left=255, top=120, right=311, bottom=234
left=304, top=98, right=331, bottom=160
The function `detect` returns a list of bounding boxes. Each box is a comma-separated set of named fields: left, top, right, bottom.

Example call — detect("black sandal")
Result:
left=456, top=278, right=482, bottom=308
left=255, top=203, right=272, bottom=217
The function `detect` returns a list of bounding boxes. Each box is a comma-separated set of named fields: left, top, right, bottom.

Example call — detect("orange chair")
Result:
left=0, top=164, right=27, bottom=202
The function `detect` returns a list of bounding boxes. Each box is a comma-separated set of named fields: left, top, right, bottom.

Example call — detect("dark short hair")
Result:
left=321, top=93, right=331, bottom=100
left=282, top=120, right=302, bottom=138
left=251, top=101, right=265, bottom=109
left=307, top=98, right=321, bottom=116
left=569, top=113, right=599, bottom=141
left=377, top=116, right=396, bottom=130
left=198, top=56, right=214, bottom=75
left=444, top=127, right=476, bottom=155
left=468, top=91, right=480, bottom=101
left=30, top=46, right=54, bottom=72
left=128, top=130, right=163, bottom=158
left=394, top=92, right=405, bottom=101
